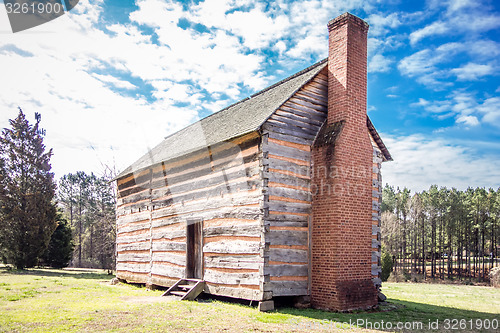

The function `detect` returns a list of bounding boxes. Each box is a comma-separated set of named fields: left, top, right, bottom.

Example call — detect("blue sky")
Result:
left=0, top=0, right=499, bottom=192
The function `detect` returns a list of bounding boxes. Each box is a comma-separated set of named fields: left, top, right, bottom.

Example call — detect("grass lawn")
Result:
left=0, top=268, right=498, bottom=332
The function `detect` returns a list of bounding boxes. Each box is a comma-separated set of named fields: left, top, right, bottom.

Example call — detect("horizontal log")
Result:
left=116, top=271, right=148, bottom=284
left=151, top=263, right=184, bottom=279
left=203, top=240, right=260, bottom=254
left=116, top=262, right=150, bottom=273
left=266, top=220, right=309, bottom=228
left=266, top=202, right=311, bottom=214
left=203, top=223, right=261, bottom=238
left=267, top=230, right=308, bottom=246
left=151, top=229, right=186, bottom=240
left=117, top=211, right=151, bottom=225
left=150, top=157, right=260, bottom=194
left=265, top=118, right=318, bottom=137
left=266, top=213, right=308, bottom=223
left=152, top=241, right=186, bottom=252
left=118, top=221, right=151, bottom=234
left=265, top=264, right=308, bottom=277
left=204, top=255, right=261, bottom=270
left=261, top=123, right=316, bottom=141
left=269, top=281, right=308, bottom=296
left=269, top=248, right=308, bottom=263
left=116, top=233, right=150, bottom=244
left=267, top=186, right=311, bottom=202
left=288, top=96, right=327, bottom=113
left=267, top=157, right=311, bottom=176
left=295, top=90, right=327, bottom=105
left=274, top=109, right=323, bottom=128
left=279, top=104, right=326, bottom=122
left=150, top=181, right=261, bottom=212
left=117, top=241, right=150, bottom=252
left=204, top=283, right=261, bottom=301
left=151, top=252, right=186, bottom=266
left=204, top=269, right=260, bottom=286
left=150, top=202, right=262, bottom=222
left=264, top=130, right=313, bottom=146
left=263, top=142, right=311, bottom=162
left=269, top=114, right=320, bottom=132
left=265, top=172, right=310, bottom=189
left=117, top=253, right=150, bottom=262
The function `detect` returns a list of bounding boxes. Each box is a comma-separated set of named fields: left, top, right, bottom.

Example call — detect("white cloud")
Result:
left=382, top=134, right=500, bottom=192
left=398, top=42, right=498, bottom=87
left=369, top=54, right=393, bottom=73
left=409, top=21, right=448, bottom=45
left=92, top=74, right=137, bottom=90
left=411, top=92, right=500, bottom=128
left=367, top=13, right=401, bottom=36
left=451, top=62, right=495, bottom=81
left=409, top=1, right=500, bottom=45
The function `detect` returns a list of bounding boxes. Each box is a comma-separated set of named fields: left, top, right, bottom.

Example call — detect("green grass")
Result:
left=0, top=267, right=499, bottom=332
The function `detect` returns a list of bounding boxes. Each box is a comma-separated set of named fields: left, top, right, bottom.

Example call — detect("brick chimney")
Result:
left=310, top=13, right=377, bottom=311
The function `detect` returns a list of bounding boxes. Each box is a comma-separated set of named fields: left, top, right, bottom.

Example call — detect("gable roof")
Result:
left=116, top=58, right=392, bottom=179
left=116, top=59, right=328, bottom=179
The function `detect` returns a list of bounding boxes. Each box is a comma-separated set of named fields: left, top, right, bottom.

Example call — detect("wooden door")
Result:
left=186, top=219, right=203, bottom=279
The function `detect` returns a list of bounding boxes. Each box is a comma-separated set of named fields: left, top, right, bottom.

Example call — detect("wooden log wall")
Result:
left=261, top=68, right=328, bottom=296
left=371, top=139, right=383, bottom=287
left=116, top=132, right=264, bottom=300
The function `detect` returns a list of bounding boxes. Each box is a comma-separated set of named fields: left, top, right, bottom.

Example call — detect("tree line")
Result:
left=58, top=171, right=116, bottom=269
left=382, top=185, right=500, bottom=281
left=0, top=109, right=116, bottom=270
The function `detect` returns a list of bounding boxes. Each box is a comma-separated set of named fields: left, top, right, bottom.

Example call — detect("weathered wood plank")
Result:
left=274, top=110, right=323, bottom=127
left=152, top=241, right=186, bottom=252
left=265, top=172, right=310, bottom=189
left=269, top=281, right=308, bottom=296
left=269, top=248, right=308, bottom=263
left=203, top=240, right=260, bottom=254
left=279, top=104, right=325, bottom=122
left=266, top=264, right=308, bottom=277
left=269, top=114, right=320, bottom=132
left=204, top=283, right=261, bottom=301
left=204, top=224, right=261, bottom=238
left=151, top=252, right=186, bottom=266
left=204, top=269, right=260, bottom=285
left=267, top=230, right=308, bottom=246
left=263, top=142, right=311, bottom=162
left=267, top=201, right=311, bottom=214
left=261, top=123, right=316, bottom=141
left=116, top=253, right=150, bottom=262
left=264, top=130, right=313, bottom=146
left=116, top=262, right=150, bottom=273
left=266, top=213, right=308, bottom=223
left=267, top=186, right=311, bottom=202
left=204, top=255, right=261, bottom=270
left=117, top=241, right=150, bottom=252
left=151, top=263, right=184, bottom=279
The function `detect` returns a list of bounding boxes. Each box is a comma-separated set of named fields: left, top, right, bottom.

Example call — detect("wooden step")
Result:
left=170, top=291, right=187, bottom=297
left=161, top=278, right=205, bottom=300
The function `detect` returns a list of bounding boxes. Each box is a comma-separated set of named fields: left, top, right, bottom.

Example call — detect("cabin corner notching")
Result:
left=114, top=12, right=392, bottom=312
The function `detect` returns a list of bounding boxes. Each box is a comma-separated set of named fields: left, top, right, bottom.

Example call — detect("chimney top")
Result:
left=327, top=12, right=369, bottom=32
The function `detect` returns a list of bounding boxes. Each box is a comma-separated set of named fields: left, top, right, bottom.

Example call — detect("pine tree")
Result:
left=0, top=108, right=57, bottom=269
left=43, top=211, right=74, bottom=268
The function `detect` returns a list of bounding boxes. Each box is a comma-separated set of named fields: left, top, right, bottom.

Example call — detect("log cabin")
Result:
left=114, top=12, right=392, bottom=312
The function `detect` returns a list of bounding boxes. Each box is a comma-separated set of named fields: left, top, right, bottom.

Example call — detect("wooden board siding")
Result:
left=371, top=137, right=383, bottom=287
left=261, top=68, right=328, bottom=297
left=116, top=132, right=265, bottom=300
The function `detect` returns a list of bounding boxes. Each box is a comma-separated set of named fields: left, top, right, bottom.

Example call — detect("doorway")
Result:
left=186, top=219, right=203, bottom=279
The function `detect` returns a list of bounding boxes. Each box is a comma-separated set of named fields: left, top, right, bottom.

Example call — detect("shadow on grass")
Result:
left=0, top=267, right=112, bottom=280
left=276, top=300, right=499, bottom=331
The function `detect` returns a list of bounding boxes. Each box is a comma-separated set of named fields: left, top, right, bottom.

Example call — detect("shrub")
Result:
left=381, top=251, right=393, bottom=282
